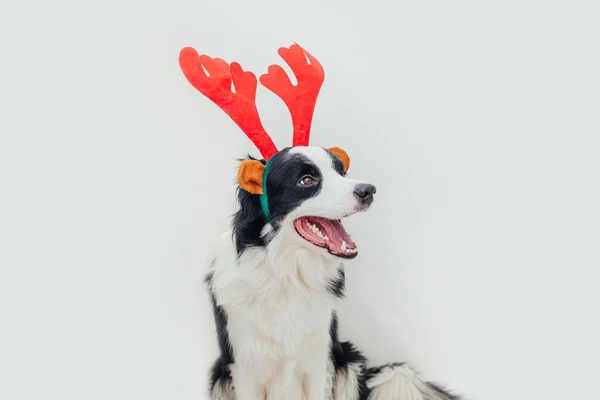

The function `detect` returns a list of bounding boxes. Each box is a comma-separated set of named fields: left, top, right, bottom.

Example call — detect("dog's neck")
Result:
left=231, top=223, right=343, bottom=299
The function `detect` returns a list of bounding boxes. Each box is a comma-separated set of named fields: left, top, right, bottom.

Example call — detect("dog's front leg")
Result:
left=300, top=333, right=332, bottom=400
left=303, top=362, right=330, bottom=400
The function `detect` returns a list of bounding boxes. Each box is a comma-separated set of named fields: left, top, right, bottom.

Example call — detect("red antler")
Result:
left=179, top=47, right=279, bottom=160
left=260, top=43, right=325, bottom=147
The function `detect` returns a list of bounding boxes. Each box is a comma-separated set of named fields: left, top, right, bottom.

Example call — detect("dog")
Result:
left=178, top=42, right=462, bottom=400
left=203, top=146, right=460, bottom=400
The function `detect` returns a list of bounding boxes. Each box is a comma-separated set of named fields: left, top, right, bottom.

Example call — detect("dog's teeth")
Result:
left=324, top=235, right=328, bottom=241
left=341, top=241, right=347, bottom=251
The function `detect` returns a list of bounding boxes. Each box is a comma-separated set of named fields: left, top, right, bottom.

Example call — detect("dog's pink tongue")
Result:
left=313, top=218, right=356, bottom=249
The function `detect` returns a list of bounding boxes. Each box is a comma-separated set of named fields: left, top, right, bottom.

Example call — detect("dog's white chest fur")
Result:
left=208, top=230, right=340, bottom=398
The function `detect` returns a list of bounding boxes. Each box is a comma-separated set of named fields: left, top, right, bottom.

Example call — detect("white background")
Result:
left=1, top=0, right=599, bottom=399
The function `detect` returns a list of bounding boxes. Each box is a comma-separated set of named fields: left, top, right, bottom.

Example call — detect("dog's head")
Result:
left=233, top=146, right=376, bottom=259
left=180, top=44, right=375, bottom=257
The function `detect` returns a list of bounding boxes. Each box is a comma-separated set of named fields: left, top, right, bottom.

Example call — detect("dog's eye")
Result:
left=299, top=175, right=318, bottom=186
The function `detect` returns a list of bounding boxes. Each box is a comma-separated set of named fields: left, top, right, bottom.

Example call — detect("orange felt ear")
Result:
left=328, top=147, right=350, bottom=172
left=238, top=160, right=266, bottom=194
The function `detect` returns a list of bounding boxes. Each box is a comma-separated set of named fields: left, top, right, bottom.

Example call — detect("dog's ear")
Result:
left=238, top=159, right=265, bottom=194
left=328, top=147, right=350, bottom=172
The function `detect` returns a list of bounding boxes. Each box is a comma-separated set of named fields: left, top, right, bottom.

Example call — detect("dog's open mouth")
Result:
left=294, top=216, right=358, bottom=259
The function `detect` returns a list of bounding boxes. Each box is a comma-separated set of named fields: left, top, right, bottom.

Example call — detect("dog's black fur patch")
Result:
left=329, top=311, right=370, bottom=398
left=205, top=271, right=234, bottom=393
left=327, top=264, right=346, bottom=298
left=263, top=149, right=324, bottom=223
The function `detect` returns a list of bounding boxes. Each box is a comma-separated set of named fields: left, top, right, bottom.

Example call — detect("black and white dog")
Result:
left=204, top=146, right=460, bottom=400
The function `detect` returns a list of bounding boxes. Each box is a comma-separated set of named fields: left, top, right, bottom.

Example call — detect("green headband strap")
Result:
left=259, top=159, right=272, bottom=222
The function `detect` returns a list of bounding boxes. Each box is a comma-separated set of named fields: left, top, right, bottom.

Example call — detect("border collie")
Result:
left=178, top=41, right=462, bottom=400
left=203, top=146, right=460, bottom=400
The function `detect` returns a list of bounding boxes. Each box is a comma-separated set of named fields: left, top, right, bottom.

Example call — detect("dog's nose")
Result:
left=354, top=184, right=376, bottom=205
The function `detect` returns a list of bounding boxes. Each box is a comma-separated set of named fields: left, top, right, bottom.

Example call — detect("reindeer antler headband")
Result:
left=179, top=43, right=350, bottom=220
